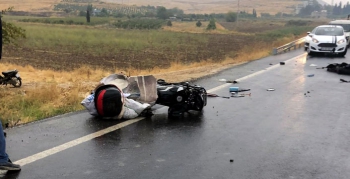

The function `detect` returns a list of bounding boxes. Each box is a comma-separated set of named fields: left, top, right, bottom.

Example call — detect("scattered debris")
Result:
left=310, top=64, right=317, bottom=67
left=207, top=93, right=230, bottom=99
left=219, top=79, right=238, bottom=83
left=307, top=74, right=315, bottom=77
left=340, top=79, right=350, bottom=83
left=229, top=87, right=250, bottom=92
left=325, top=62, right=350, bottom=75
left=269, top=63, right=273, bottom=65
left=231, top=92, right=251, bottom=97
left=280, top=62, right=285, bottom=65
left=267, top=88, right=275, bottom=91
left=230, top=159, right=234, bottom=163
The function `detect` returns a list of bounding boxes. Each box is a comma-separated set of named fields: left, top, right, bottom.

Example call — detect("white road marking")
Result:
left=14, top=117, right=144, bottom=166
left=12, top=53, right=307, bottom=167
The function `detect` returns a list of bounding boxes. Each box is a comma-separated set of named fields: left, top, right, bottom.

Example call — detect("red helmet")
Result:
left=94, top=84, right=124, bottom=118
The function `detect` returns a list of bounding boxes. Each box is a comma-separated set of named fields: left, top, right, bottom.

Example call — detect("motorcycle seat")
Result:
left=2, top=70, right=17, bottom=76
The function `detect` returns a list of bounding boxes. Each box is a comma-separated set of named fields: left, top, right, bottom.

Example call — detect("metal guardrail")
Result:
left=272, top=37, right=305, bottom=55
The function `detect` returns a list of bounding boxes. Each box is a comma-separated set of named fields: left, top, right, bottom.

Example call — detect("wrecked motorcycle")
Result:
left=156, top=79, right=207, bottom=118
left=0, top=69, right=22, bottom=87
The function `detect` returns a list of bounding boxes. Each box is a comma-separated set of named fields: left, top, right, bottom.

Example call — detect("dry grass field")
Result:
left=103, top=0, right=300, bottom=14
left=1, top=0, right=301, bottom=15
left=0, top=0, right=60, bottom=12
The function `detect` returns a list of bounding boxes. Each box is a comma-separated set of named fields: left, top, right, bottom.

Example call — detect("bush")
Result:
left=114, top=19, right=165, bottom=29
left=225, top=11, right=237, bottom=22
left=207, top=19, right=216, bottom=30
left=285, top=20, right=311, bottom=26
left=196, top=20, right=202, bottom=27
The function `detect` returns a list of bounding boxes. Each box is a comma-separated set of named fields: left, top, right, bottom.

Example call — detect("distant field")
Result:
left=1, top=0, right=301, bottom=15
left=0, top=0, right=60, bottom=11
left=108, top=0, right=301, bottom=14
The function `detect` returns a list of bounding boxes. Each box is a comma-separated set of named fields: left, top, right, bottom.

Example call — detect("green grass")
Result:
left=257, top=26, right=313, bottom=41
left=12, top=21, right=209, bottom=53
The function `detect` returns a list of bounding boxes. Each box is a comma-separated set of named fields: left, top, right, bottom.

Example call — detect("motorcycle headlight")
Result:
left=337, top=39, right=346, bottom=44
left=312, top=38, right=319, bottom=43
left=176, top=96, right=183, bottom=102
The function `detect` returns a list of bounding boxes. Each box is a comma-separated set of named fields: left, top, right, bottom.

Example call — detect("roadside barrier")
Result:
left=272, top=37, right=305, bottom=55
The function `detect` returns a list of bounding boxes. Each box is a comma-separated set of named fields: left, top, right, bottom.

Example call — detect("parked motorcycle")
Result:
left=0, top=69, right=22, bottom=87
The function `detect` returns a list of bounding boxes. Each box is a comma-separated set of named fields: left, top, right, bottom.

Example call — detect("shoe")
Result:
left=0, top=162, right=21, bottom=171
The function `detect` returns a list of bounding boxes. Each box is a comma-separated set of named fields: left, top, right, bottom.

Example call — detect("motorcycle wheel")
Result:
left=168, top=107, right=185, bottom=119
left=11, top=77, right=22, bottom=88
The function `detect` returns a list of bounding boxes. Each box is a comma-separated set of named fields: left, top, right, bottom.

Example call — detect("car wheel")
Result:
left=339, top=48, right=347, bottom=57
left=307, top=47, right=315, bottom=56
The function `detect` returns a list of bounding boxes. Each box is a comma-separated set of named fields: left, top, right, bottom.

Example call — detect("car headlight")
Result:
left=337, top=39, right=346, bottom=44
left=312, top=38, right=319, bottom=43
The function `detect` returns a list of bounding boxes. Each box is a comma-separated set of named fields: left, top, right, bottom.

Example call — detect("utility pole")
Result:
left=236, top=0, right=240, bottom=28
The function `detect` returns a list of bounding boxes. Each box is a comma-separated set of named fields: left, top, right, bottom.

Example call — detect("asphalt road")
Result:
left=3, top=49, right=350, bottom=179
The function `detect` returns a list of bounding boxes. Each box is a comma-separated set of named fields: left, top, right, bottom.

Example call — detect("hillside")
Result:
left=1, top=0, right=301, bottom=15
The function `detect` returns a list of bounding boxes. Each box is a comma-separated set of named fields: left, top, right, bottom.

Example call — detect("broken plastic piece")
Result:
left=219, top=79, right=238, bottom=83
left=280, top=62, right=285, bottom=65
left=207, top=93, right=230, bottom=99
left=231, top=92, right=251, bottom=97
left=229, top=87, right=250, bottom=92
left=310, top=64, right=317, bottom=67
left=267, top=88, right=275, bottom=91
left=340, top=79, right=350, bottom=83
left=307, top=74, right=315, bottom=77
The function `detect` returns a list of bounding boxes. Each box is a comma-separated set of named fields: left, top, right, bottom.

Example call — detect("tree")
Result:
left=225, top=11, right=237, bottom=22
left=196, top=20, right=202, bottom=27
left=157, top=6, right=168, bottom=19
left=86, top=10, right=90, bottom=23
left=167, top=20, right=172, bottom=26
left=79, top=10, right=86, bottom=16
left=1, top=8, right=26, bottom=46
left=206, top=18, right=216, bottom=30
left=87, top=4, right=93, bottom=13
left=253, top=9, right=257, bottom=18
left=100, top=8, right=108, bottom=17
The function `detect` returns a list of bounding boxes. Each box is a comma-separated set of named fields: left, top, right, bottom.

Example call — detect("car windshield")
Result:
left=332, top=24, right=350, bottom=32
left=315, top=27, right=344, bottom=36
